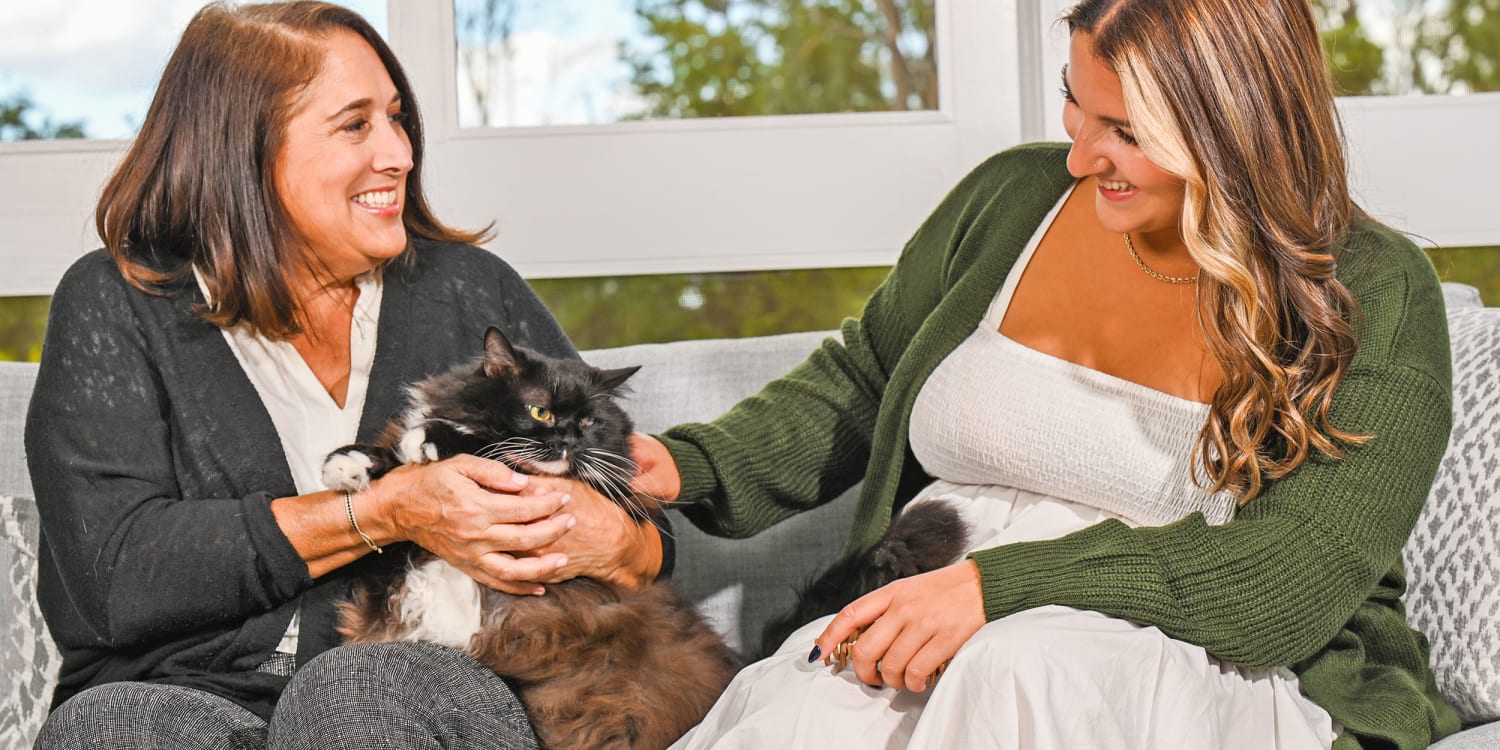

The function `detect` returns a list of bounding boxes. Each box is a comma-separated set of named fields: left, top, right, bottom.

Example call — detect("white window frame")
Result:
left=0, top=0, right=1495, bottom=298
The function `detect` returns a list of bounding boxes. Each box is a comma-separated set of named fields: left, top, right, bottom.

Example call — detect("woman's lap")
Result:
left=35, top=682, right=267, bottom=750
left=36, top=642, right=539, bottom=750
left=673, top=606, right=1336, bottom=750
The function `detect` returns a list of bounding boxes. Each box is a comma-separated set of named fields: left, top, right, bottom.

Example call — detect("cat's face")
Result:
left=465, top=327, right=640, bottom=501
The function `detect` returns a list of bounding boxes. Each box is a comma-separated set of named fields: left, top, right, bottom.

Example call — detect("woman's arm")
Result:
left=644, top=151, right=1025, bottom=537
left=273, top=458, right=573, bottom=594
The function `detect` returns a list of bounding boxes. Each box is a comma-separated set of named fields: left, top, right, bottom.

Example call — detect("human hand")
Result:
left=812, top=560, right=986, bottom=692
left=523, top=476, right=663, bottom=589
left=629, top=433, right=681, bottom=501
left=364, top=454, right=574, bottom=596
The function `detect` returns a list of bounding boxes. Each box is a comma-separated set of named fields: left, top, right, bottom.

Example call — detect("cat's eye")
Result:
left=579, top=416, right=595, bottom=428
left=528, top=405, right=554, bottom=423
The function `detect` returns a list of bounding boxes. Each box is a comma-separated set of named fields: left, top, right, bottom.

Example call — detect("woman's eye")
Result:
left=342, top=118, right=369, bottom=134
left=389, top=111, right=408, bottom=128
left=1114, top=127, right=1139, bottom=146
left=528, top=405, right=553, bottom=423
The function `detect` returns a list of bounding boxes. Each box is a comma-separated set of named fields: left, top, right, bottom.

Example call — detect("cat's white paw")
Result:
left=397, top=427, right=440, bottom=464
left=322, top=451, right=374, bottom=491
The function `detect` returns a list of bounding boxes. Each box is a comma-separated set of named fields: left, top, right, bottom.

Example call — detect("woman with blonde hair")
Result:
left=28, top=3, right=660, bottom=748
left=634, top=0, right=1461, bottom=746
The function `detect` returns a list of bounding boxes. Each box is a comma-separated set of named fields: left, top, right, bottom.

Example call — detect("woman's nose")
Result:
left=373, top=121, right=413, bottom=175
left=1067, top=139, right=1107, bottom=178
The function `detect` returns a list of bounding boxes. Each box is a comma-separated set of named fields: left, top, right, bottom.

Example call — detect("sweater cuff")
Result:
left=239, top=492, right=314, bottom=601
left=647, top=510, right=676, bottom=581
left=655, top=433, right=719, bottom=509
left=966, top=520, right=1174, bottom=623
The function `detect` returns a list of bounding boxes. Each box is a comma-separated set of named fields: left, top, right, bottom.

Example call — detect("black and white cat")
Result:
left=322, top=327, right=736, bottom=750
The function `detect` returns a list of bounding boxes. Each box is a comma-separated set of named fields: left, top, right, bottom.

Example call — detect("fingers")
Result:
left=468, top=551, right=569, bottom=595
left=815, top=592, right=890, bottom=680
left=811, top=563, right=987, bottom=691
left=449, top=453, right=533, bottom=493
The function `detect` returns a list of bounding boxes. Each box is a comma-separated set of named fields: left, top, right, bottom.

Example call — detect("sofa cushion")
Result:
left=0, top=495, right=58, bottom=750
left=1403, top=307, right=1500, bottom=723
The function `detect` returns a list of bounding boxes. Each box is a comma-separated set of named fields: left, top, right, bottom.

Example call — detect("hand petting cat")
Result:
left=516, top=474, right=665, bottom=589
left=812, top=559, right=987, bottom=692
left=359, top=454, right=576, bottom=596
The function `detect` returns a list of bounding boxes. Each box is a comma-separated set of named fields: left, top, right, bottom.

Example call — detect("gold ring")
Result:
left=829, top=627, right=952, bottom=688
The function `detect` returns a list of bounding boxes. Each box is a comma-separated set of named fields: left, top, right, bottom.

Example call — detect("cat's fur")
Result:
left=323, top=327, right=738, bottom=750
left=758, top=500, right=971, bottom=659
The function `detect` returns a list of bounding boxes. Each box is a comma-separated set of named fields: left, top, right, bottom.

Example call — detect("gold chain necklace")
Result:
left=1123, top=233, right=1197, bottom=285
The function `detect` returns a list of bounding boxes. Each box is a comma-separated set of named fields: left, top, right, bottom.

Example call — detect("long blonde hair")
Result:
left=1066, top=0, right=1366, bottom=501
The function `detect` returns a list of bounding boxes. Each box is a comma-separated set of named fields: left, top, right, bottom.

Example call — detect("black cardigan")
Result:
left=26, top=241, right=577, bottom=719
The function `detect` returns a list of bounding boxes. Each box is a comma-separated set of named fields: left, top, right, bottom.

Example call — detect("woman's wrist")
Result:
left=355, top=477, right=407, bottom=548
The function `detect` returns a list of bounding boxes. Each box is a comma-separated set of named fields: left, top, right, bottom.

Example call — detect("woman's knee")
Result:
left=268, top=642, right=538, bottom=750
left=36, top=682, right=266, bottom=750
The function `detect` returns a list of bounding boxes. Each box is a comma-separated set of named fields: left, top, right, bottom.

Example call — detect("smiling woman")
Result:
left=24, top=3, right=662, bottom=749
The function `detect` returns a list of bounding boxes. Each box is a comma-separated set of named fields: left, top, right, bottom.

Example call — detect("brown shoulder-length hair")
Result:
left=1065, top=0, right=1367, bottom=502
left=96, top=1, right=489, bottom=339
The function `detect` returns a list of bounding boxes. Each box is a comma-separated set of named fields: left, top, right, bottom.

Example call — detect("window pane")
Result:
left=454, top=0, right=938, bottom=128
left=1315, top=0, right=1500, bottom=95
left=529, top=267, right=891, bottom=350
left=6, top=250, right=1500, bottom=361
left=0, top=1, right=388, bottom=142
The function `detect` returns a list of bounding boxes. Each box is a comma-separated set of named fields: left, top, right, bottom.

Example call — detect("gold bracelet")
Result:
left=344, top=490, right=382, bottom=554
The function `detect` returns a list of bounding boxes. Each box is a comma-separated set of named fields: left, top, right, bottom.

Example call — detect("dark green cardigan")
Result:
left=661, top=143, right=1461, bottom=748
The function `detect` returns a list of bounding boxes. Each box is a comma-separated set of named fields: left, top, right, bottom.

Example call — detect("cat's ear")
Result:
left=482, top=326, right=521, bottom=379
left=594, top=365, right=641, bottom=394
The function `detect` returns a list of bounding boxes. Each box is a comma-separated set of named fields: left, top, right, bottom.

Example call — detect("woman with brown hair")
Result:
left=635, top=0, right=1460, bottom=746
left=26, top=3, right=659, bottom=748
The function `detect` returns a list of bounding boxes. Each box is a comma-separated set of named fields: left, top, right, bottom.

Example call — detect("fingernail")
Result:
left=559, top=493, right=572, bottom=505
left=564, top=515, right=577, bottom=529
left=807, top=645, right=822, bottom=663
left=554, top=555, right=568, bottom=568
left=533, top=586, right=545, bottom=596
left=513, top=474, right=529, bottom=487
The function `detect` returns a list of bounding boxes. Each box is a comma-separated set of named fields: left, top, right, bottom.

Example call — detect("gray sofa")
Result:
left=3, top=284, right=1498, bottom=748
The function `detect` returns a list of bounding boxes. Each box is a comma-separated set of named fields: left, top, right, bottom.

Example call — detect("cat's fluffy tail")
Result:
left=757, top=500, right=969, bottom=659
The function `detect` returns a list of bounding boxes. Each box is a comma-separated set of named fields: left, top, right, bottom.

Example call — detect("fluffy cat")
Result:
left=322, top=326, right=738, bottom=750
left=757, top=500, right=971, bottom=659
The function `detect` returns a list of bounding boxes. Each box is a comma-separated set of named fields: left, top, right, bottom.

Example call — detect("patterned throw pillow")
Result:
left=0, top=495, right=60, bottom=749
left=1404, top=308, right=1500, bottom=723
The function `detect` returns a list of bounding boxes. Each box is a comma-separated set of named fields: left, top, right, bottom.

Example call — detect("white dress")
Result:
left=670, top=191, right=1339, bottom=750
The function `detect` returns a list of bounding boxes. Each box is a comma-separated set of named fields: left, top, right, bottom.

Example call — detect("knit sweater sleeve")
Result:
left=969, top=230, right=1453, bottom=669
left=656, top=151, right=1024, bottom=538
left=26, top=255, right=313, bottom=650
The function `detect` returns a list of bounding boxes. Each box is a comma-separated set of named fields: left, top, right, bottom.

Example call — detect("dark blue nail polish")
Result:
left=807, top=645, right=822, bottom=663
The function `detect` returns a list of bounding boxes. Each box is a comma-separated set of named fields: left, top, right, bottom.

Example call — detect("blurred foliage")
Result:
left=531, top=266, right=890, bottom=351
left=0, top=297, right=49, bottom=362
left=1312, top=0, right=1500, bottom=95
left=623, top=0, right=936, bottom=118
left=1421, top=0, right=1500, bottom=93
left=1, top=92, right=86, bottom=141
left=1428, top=246, right=1500, bottom=305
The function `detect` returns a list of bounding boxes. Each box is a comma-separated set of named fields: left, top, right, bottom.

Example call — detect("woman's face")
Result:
left=274, top=30, right=413, bottom=281
left=1062, top=32, right=1185, bottom=238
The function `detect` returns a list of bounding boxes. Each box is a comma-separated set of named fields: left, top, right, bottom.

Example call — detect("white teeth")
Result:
left=1099, top=179, right=1133, bottom=191
left=352, top=189, right=397, bottom=208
